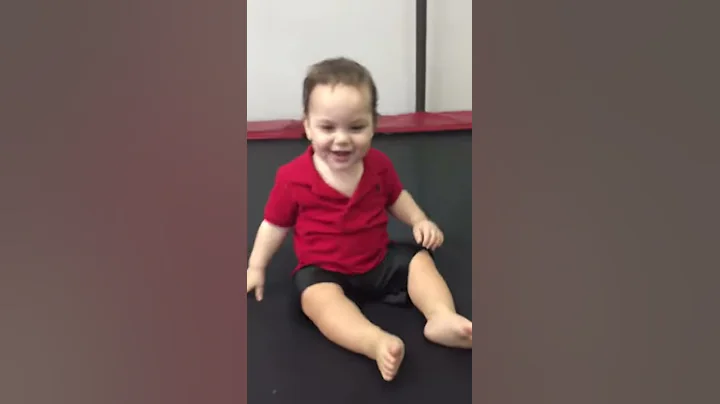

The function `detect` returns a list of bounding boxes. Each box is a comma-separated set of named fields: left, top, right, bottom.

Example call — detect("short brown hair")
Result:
left=302, top=57, right=379, bottom=123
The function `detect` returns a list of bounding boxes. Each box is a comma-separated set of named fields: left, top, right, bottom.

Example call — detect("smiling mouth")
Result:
left=329, top=150, right=354, bottom=162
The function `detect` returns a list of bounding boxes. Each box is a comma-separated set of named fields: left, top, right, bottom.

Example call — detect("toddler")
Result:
left=247, top=57, right=472, bottom=382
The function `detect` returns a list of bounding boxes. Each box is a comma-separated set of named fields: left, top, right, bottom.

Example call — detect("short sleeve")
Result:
left=263, top=167, right=298, bottom=228
left=378, top=152, right=404, bottom=207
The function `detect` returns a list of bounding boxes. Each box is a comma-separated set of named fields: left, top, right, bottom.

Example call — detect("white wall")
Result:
left=247, top=0, right=471, bottom=121
left=426, top=0, right=473, bottom=112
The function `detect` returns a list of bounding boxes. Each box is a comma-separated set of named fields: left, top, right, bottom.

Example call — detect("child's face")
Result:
left=304, top=83, right=374, bottom=172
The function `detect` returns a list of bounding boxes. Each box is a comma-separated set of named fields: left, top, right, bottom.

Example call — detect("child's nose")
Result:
left=334, top=132, right=351, bottom=143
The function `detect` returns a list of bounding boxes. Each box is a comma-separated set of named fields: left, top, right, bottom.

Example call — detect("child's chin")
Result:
left=329, top=160, right=358, bottom=171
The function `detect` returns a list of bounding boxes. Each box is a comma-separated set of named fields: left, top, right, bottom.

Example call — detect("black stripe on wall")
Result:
left=415, top=0, right=427, bottom=113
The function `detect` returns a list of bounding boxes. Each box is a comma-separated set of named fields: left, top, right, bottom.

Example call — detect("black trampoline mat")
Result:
left=248, top=247, right=472, bottom=404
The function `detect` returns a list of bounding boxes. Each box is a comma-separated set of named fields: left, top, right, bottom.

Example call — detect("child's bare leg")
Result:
left=407, top=250, right=473, bottom=349
left=301, top=282, right=405, bottom=381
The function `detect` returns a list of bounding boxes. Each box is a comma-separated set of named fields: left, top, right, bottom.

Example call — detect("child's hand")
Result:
left=247, top=267, right=266, bottom=301
left=412, top=219, right=444, bottom=250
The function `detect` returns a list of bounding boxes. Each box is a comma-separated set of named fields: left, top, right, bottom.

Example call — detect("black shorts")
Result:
left=292, top=242, right=430, bottom=307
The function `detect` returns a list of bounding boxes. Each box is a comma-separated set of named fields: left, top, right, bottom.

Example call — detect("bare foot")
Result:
left=424, top=312, right=473, bottom=349
left=374, top=334, right=405, bottom=381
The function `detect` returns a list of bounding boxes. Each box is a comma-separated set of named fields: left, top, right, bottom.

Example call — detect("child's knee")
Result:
left=409, top=249, right=435, bottom=267
left=300, top=282, right=345, bottom=317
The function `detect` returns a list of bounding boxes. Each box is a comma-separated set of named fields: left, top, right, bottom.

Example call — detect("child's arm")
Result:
left=379, top=150, right=443, bottom=249
left=389, top=191, right=444, bottom=250
left=248, top=220, right=290, bottom=271
left=250, top=165, right=297, bottom=271
left=388, top=190, right=428, bottom=227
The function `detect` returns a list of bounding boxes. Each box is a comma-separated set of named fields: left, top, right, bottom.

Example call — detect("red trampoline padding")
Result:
left=247, top=111, right=472, bottom=140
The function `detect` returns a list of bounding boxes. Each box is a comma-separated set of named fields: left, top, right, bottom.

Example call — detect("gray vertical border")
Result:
left=240, top=3, right=249, bottom=404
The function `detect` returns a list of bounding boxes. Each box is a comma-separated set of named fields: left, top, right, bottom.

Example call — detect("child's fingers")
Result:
left=413, top=226, right=424, bottom=244
left=427, top=230, right=443, bottom=250
left=435, top=231, right=444, bottom=248
left=255, top=285, right=264, bottom=301
left=424, top=229, right=435, bottom=249
left=418, top=227, right=428, bottom=247
left=430, top=231, right=440, bottom=249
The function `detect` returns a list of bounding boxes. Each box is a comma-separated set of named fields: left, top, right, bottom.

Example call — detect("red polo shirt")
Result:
left=263, top=146, right=404, bottom=275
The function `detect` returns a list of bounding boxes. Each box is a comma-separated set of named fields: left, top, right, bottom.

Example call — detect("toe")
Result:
left=376, top=336, right=404, bottom=381
left=389, top=341, right=402, bottom=356
left=383, top=362, right=395, bottom=375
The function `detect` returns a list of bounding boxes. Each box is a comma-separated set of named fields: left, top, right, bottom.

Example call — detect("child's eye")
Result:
left=350, top=126, right=366, bottom=132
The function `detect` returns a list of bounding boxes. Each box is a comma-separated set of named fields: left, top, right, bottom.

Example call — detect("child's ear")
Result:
left=302, top=116, right=311, bottom=141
